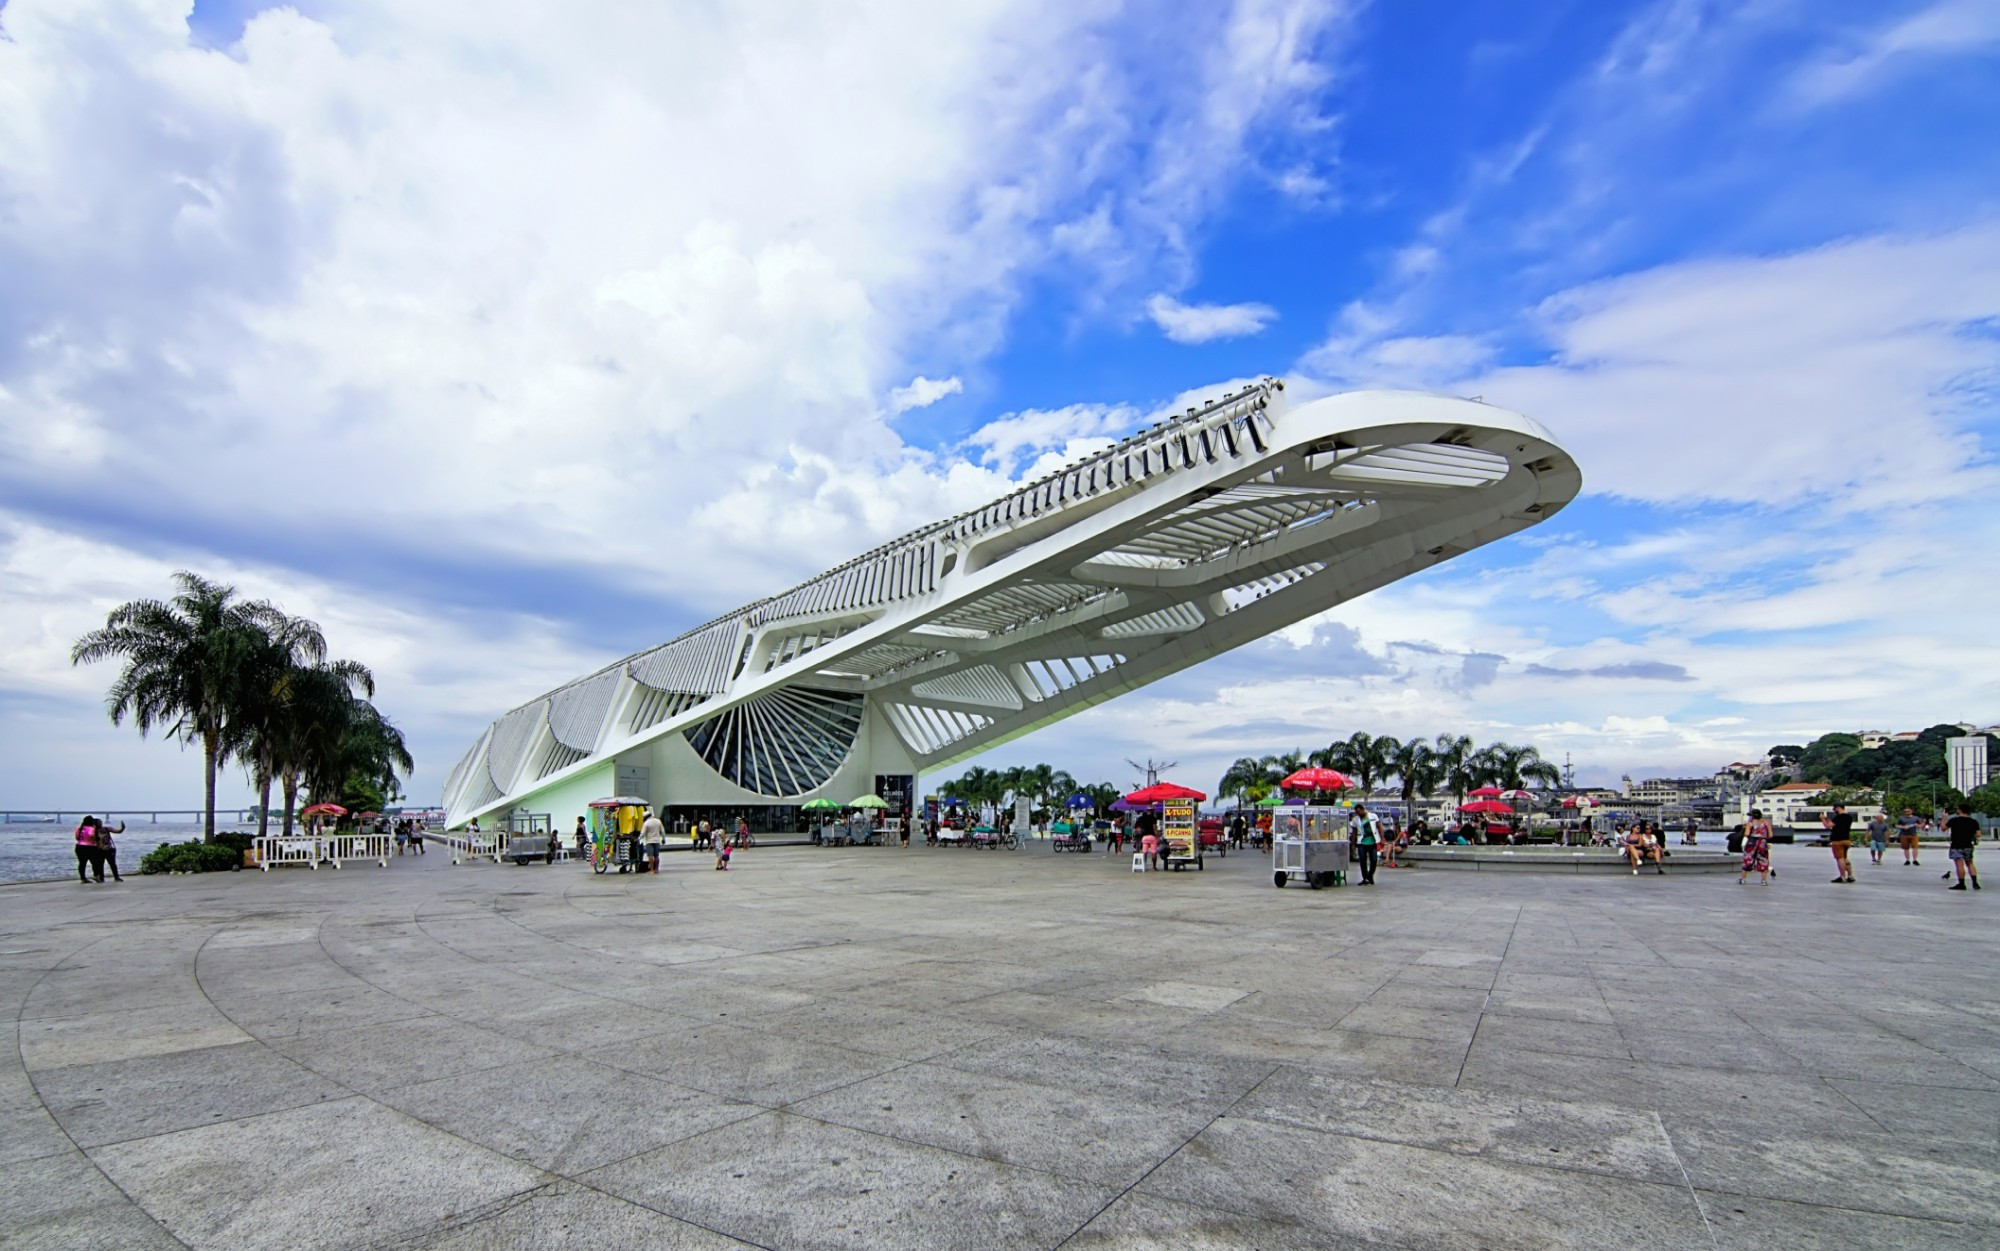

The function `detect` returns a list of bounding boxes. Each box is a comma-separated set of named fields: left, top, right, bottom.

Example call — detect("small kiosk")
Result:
left=1161, top=797, right=1203, bottom=871
left=1270, top=805, right=1350, bottom=888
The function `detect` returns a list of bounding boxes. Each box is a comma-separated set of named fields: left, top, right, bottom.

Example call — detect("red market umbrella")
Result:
left=1123, top=782, right=1208, bottom=805
left=1279, top=767, right=1353, bottom=792
left=1460, top=799, right=1513, bottom=814
left=1561, top=795, right=1598, bottom=809
left=1467, top=786, right=1505, bottom=798
left=300, top=803, right=347, bottom=817
left=1500, top=790, right=1535, bottom=801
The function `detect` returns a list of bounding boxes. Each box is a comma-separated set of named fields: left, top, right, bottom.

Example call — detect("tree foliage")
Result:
left=72, top=572, right=410, bottom=840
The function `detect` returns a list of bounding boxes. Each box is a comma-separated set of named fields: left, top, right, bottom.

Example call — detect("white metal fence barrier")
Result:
left=324, top=833, right=392, bottom=868
left=255, top=835, right=320, bottom=871
left=450, top=831, right=508, bottom=864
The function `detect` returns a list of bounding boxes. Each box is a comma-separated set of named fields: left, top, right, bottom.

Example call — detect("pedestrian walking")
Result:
left=1739, top=809, right=1772, bottom=885
left=1895, top=808, right=1922, bottom=865
left=94, top=815, right=125, bottom=883
left=1352, top=804, right=1381, bottom=885
left=73, top=816, right=103, bottom=883
left=714, top=834, right=733, bottom=871
left=1822, top=803, right=1857, bottom=884
left=1945, top=804, right=1981, bottom=891
left=1864, top=812, right=1889, bottom=865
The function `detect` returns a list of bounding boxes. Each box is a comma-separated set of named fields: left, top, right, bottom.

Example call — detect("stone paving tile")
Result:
left=1700, top=1190, right=2000, bottom=1251
left=35, top=1040, right=346, bottom=1148
left=1823, top=1076, right=2000, bottom=1146
left=1458, top=1042, right=1886, bottom=1136
left=607, top=1019, right=909, bottom=1106
left=391, top=1180, right=759, bottom=1250
left=1663, top=1121, right=2000, bottom=1227
left=1235, top=1068, right=1685, bottom=1185
left=788, top=1059, right=1216, bottom=1187
left=90, top=1096, right=548, bottom=1251
left=0, top=1148, right=185, bottom=1251
left=1061, top=1190, right=1330, bottom=1250
left=740, top=998, right=1012, bottom=1061
left=0, top=1095, right=74, bottom=1166
left=201, top=980, right=432, bottom=1039
left=580, top=1110, right=1119, bottom=1251
left=375, top=1059, right=762, bottom=1174
left=927, top=1030, right=1272, bottom=1116
left=268, top=1011, right=557, bottom=1092
left=1140, top=1113, right=1713, bottom=1249
left=18, top=999, right=251, bottom=1069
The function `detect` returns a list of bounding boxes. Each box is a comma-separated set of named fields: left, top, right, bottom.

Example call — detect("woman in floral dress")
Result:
left=1739, top=808, right=1773, bottom=885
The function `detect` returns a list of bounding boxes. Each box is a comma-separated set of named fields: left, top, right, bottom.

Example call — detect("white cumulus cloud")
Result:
left=889, top=375, right=964, bottom=414
left=1147, top=294, right=1279, bottom=344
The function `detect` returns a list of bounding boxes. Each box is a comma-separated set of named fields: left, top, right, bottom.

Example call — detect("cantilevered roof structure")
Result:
left=442, top=383, right=1581, bottom=827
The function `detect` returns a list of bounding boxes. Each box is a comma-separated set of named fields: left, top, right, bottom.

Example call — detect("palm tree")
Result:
left=1434, top=734, right=1482, bottom=811
left=305, top=694, right=413, bottom=814
left=1216, top=756, right=1273, bottom=807
left=264, top=659, right=377, bottom=836
left=71, top=571, right=284, bottom=841
left=1388, top=737, right=1440, bottom=822
left=1481, top=742, right=1562, bottom=792
left=1316, top=731, right=1399, bottom=796
left=232, top=611, right=336, bottom=838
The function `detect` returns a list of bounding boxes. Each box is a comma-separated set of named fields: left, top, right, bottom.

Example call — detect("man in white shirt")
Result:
left=641, top=809, right=666, bottom=873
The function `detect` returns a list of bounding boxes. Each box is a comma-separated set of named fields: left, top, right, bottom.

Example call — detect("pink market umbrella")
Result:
left=1466, top=786, right=1504, bottom=798
left=1460, top=799, right=1513, bottom=814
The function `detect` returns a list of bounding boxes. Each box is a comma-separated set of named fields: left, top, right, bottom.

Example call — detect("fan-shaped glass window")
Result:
left=684, top=688, right=863, bottom=796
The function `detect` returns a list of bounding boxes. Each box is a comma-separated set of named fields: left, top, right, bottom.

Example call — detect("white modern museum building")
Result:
left=440, top=382, right=1582, bottom=832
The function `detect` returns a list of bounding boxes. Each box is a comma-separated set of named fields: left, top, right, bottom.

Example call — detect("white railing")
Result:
left=324, top=833, right=392, bottom=868
left=255, top=834, right=320, bottom=871
left=450, top=831, right=508, bottom=864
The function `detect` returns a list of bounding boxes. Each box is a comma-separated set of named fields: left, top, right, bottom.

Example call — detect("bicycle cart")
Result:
left=1271, top=805, right=1350, bottom=888
left=586, top=796, right=649, bottom=875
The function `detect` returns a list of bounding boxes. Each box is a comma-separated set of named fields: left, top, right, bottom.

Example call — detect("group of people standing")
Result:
left=71, top=815, right=125, bottom=883
left=1737, top=801, right=1983, bottom=890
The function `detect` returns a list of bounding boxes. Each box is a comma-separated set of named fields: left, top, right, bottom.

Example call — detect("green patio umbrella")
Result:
left=848, top=794, right=889, bottom=809
left=1255, top=794, right=1286, bottom=807
left=800, top=798, right=841, bottom=811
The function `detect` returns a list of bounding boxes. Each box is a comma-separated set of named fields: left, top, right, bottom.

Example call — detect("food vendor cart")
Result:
left=1160, top=797, right=1202, bottom=871
left=1271, top=805, right=1349, bottom=888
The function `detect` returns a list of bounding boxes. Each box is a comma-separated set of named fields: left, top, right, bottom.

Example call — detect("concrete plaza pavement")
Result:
left=3, top=837, right=1996, bottom=1250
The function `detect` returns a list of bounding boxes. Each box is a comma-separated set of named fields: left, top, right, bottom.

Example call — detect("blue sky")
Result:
left=3, top=0, right=1997, bottom=806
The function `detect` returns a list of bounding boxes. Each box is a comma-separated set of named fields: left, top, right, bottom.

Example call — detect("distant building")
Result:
left=1628, top=777, right=1718, bottom=805
left=1733, top=781, right=1833, bottom=826
left=1948, top=737, right=1990, bottom=796
left=1855, top=731, right=1889, bottom=750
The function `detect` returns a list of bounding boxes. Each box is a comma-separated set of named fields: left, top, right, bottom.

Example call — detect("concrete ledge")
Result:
left=1401, top=847, right=1740, bottom=873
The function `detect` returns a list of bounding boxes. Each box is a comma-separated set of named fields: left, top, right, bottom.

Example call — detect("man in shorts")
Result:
left=1945, top=804, right=1981, bottom=891
left=1822, top=803, right=1857, bottom=883
left=1864, top=812, right=1889, bottom=865
left=1896, top=807, right=1922, bottom=865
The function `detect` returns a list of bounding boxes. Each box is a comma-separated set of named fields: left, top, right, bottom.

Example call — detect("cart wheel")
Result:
left=1274, top=871, right=1287, bottom=888
left=514, top=856, right=529, bottom=866
left=1308, top=872, right=1322, bottom=889
left=593, top=859, right=608, bottom=875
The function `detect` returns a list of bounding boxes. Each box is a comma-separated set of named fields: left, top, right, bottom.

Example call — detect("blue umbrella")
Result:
left=1066, top=794, right=1094, bottom=809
